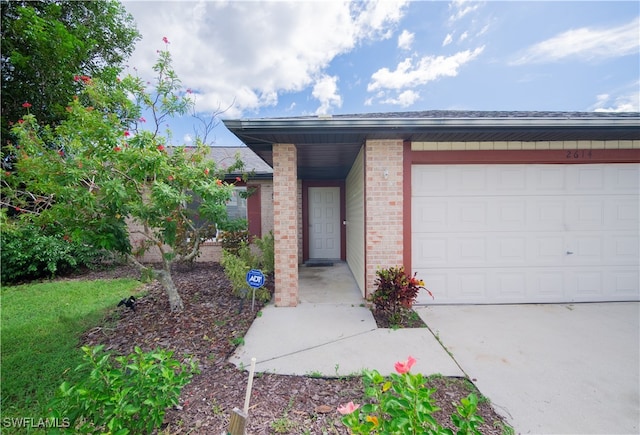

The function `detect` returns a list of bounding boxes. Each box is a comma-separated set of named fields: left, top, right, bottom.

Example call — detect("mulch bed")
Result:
left=72, top=262, right=510, bottom=434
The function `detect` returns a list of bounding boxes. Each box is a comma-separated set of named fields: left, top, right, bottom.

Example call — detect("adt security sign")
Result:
left=246, top=269, right=265, bottom=289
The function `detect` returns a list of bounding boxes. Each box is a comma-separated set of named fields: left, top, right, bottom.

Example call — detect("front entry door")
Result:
left=309, top=187, right=341, bottom=259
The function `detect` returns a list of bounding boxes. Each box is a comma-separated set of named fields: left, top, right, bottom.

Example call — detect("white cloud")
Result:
left=122, top=0, right=408, bottom=117
left=459, top=31, right=469, bottom=43
left=442, top=33, right=453, bottom=47
left=381, top=90, right=420, bottom=107
left=448, top=0, right=481, bottom=23
left=312, top=75, right=342, bottom=114
left=367, top=46, right=485, bottom=92
left=183, top=133, right=193, bottom=144
left=511, top=17, right=640, bottom=65
left=398, top=29, right=415, bottom=50
left=590, top=85, right=640, bottom=112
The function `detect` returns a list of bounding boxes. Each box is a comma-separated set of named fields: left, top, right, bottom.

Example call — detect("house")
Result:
left=222, top=111, right=640, bottom=307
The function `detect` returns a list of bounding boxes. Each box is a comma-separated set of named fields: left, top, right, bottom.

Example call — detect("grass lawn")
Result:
left=1, top=278, right=143, bottom=426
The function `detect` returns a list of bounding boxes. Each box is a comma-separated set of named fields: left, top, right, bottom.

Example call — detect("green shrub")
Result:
left=218, top=229, right=250, bottom=256
left=221, top=248, right=250, bottom=297
left=368, top=266, right=432, bottom=321
left=221, top=235, right=274, bottom=302
left=0, top=222, right=104, bottom=285
left=254, top=231, right=274, bottom=275
left=49, top=345, right=198, bottom=434
left=339, top=356, right=484, bottom=434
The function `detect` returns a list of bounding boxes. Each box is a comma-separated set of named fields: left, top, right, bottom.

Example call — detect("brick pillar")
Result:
left=365, top=139, right=404, bottom=298
left=272, top=143, right=299, bottom=307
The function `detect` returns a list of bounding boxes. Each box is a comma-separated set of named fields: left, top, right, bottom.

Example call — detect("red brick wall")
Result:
left=272, top=144, right=299, bottom=306
left=364, top=139, right=405, bottom=297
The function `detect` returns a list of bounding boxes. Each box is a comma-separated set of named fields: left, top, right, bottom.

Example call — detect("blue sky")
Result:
left=122, top=0, right=640, bottom=146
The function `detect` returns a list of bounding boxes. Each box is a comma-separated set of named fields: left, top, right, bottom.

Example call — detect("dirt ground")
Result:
left=75, top=262, right=512, bottom=434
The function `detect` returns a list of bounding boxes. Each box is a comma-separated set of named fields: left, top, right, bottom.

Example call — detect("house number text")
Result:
left=566, top=150, right=593, bottom=159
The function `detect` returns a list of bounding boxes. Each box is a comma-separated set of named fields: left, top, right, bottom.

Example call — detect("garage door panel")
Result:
left=571, top=166, right=606, bottom=192
left=496, top=166, right=527, bottom=191
left=612, top=165, right=639, bottom=191
left=413, top=235, right=448, bottom=266
left=609, top=235, right=640, bottom=261
left=412, top=198, right=448, bottom=229
left=576, top=272, right=604, bottom=297
left=412, top=166, right=447, bottom=193
left=608, top=198, right=639, bottom=230
left=534, top=236, right=566, bottom=262
left=531, top=200, right=566, bottom=231
left=533, top=166, right=566, bottom=192
left=494, top=272, right=527, bottom=299
left=611, top=270, right=640, bottom=296
left=412, top=163, right=640, bottom=304
left=458, top=167, right=488, bottom=193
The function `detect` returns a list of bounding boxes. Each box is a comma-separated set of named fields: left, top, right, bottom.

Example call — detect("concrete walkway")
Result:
left=229, top=263, right=640, bottom=433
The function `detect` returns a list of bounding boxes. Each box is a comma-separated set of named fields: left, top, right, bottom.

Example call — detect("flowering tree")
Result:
left=1, top=40, right=243, bottom=312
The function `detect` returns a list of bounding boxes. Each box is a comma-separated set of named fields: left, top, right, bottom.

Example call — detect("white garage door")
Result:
left=412, top=164, right=640, bottom=304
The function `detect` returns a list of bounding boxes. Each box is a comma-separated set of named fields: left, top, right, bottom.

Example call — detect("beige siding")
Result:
left=412, top=140, right=640, bottom=151
left=345, top=147, right=366, bottom=296
left=297, top=180, right=303, bottom=264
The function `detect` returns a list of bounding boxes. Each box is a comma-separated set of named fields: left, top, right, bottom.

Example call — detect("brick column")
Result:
left=365, top=139, right=404, bottom=297
left=272, top=143, right=299, bottom=307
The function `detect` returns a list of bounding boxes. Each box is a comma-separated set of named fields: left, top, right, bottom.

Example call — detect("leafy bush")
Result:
left=221, top=245, right=254, bottom=298
left=368, top=266, right=432, bottom=322
left=218, top=228, right=250, bottom=256
left=0, top=221, right=104, bottom=285
left=338, top=356, right=484, bottom=434
left=220, top=232, right=274, bottom=302
left=49, top=345, right=198, bottom=434
left=254, top=230, right=274, bottom=275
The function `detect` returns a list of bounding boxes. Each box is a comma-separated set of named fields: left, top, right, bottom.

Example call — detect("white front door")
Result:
left=309, top=187, right=341, bottom=259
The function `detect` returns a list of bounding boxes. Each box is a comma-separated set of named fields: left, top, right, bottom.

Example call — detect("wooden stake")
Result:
left=244, top=357, right=257, bottom=414
left=227, top=358, right=257, bottom=435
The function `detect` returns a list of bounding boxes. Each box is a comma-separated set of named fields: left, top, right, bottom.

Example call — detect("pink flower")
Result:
left=21, top=102, right=32, bottom=109
left=124, top=131, right=130, bottom=137
left=394, top=356, right=417, bottom=374
left=204, top=168, right=210, bottom=176
left=337, top=401, right=360, bottom=415
left=139, top=117, right=146, bottom=123
left=17, top=119, right=24, bottom=124
left=162, top=36, right=169, bottom=44
left=215, top=179, right=222, bottom=186
left=235, top=176, right=242, bottom=182
left=157, top=145, right=165, bottom=152
left=186, top=88, right=192, bottom=94
left=114, top=146, right=122, bottom=152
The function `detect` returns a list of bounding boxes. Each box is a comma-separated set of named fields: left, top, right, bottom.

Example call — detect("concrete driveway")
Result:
left=415, top=303, right=640, bottom=435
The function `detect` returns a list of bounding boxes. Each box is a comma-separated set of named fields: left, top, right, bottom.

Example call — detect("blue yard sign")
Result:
left=246, top=269, right=265, bottom=289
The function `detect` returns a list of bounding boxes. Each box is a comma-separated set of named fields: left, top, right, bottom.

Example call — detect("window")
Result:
left=226, top=187, right=248, bottom=221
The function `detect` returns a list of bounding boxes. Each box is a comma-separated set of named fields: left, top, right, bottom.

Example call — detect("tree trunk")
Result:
left=156, top=269, right=184, bottom=312
left=126, top=254, right=185, bottom=312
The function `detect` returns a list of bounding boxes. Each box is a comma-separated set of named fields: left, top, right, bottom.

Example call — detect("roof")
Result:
left=206, top=146, right=273, bottom=178
left=223, top=111, right=640, bottom=179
